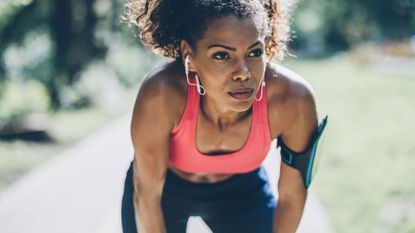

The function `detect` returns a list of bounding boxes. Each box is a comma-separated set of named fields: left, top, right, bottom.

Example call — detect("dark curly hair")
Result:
left=124, top=0, right=290, bottom=61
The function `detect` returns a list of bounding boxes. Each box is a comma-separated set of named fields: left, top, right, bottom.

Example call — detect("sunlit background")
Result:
left=0, top=0, right=414, bottom=232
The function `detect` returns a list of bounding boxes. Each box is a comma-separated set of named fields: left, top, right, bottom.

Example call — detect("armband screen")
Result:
left=277, top=115, right=328, bottom=189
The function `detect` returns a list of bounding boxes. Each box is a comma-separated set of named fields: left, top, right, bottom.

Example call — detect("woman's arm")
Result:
left=271, top=71, right=319, bottom=233
left=273, top=162, right=308, bottom=233
left=130, top=73, right=176, bottom=233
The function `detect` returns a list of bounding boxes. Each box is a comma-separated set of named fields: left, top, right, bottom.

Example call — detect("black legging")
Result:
left=121, top=161, right=277, bottom=233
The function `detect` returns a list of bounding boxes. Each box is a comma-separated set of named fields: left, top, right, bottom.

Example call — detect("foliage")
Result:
left=0, top=79, right=50, bottom=127
left=0, top=0, right=139, bottom=110
left=0, top=0, right=162, bottom=128
left=291, top=0, right=415, bottom=55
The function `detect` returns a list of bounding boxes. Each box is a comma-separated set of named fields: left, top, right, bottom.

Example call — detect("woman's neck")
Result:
left=200, top=95, right=252, bottom=130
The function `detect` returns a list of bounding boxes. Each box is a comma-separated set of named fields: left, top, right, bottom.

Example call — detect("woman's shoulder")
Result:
left=265, top=62, right=315, bottom=102
left=265, top=62, right=317, bottom=138
left=133, top=60, right=187, bottom=126
left=140, top=60, right=186, bottom=95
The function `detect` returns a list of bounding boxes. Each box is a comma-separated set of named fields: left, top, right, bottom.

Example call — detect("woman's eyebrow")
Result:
left=207, top=41, right=262, bottom=51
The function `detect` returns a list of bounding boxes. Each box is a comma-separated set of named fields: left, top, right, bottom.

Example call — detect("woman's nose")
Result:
left=232, top=60, right=251, bottom=81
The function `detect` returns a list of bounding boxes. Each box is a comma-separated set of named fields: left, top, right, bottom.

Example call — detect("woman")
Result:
left=121, top=0, right=327, bottom=232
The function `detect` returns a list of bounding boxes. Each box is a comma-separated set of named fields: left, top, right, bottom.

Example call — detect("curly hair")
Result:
left=124, top=0, right=290, bottom=61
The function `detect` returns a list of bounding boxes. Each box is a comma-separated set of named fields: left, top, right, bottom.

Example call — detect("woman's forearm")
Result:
left=134, top=192, right=167, bottom=233
left=272, top=193, right=307, bottom=233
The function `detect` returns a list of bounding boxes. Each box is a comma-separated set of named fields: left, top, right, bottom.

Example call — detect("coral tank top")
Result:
left=169, top=73, right=272, bottom=174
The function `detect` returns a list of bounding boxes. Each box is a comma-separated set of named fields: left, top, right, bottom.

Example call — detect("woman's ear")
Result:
left=180, top=40, right=196, bottom=71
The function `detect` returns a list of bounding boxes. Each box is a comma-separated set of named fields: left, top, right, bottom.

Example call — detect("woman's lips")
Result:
left=228, top=88, right=254, bottom=100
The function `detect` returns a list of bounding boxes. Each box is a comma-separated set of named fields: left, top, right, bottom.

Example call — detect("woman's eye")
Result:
left=213, top=52, right=230, bottom=60
left=248, top=49, right=263, bottom=57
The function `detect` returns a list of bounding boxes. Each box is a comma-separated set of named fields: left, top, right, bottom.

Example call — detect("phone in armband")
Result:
left=277, top=115, right=328, bottom=189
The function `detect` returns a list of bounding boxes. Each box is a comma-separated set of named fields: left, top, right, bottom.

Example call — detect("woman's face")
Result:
left=185, top=15, right=267, bottom=113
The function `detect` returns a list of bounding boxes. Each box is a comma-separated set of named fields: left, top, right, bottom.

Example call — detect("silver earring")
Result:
left=185, top=55, right=206, bottom=95
left=255, top=81, right=266, bottom=101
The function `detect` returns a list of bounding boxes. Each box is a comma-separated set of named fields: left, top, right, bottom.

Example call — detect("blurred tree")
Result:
left=0, top=0, right=122, bottom=109
left=291, top=0, right=415, bottom=55
left=49, top=0, right=107, bottom=109
left=0, top=1, right=43, bottom=81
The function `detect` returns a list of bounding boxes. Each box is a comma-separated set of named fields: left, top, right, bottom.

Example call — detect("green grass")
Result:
left=0, top=106, right=131, bottom=193
left=283, top=55, right=415, bottom=233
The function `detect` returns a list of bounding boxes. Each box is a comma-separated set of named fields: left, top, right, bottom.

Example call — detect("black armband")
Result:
left=277, top=115, right=328, bottom=189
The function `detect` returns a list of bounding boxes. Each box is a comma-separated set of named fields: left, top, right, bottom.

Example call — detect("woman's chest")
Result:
left=195, top=113, right=252, bottom=155
left=195, top=113, right=282, bottom=155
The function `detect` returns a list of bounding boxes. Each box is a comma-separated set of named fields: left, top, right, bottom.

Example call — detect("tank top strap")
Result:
left=170, top=72, right=198, bottom=134
left=187, top=72, right=201, bottom=119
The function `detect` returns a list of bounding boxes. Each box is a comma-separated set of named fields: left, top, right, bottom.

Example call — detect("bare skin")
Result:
left=131, top=15, right=318, bottom=233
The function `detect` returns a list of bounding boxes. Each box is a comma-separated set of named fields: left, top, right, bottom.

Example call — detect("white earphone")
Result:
left=184, top=55, right=206, bottom=95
